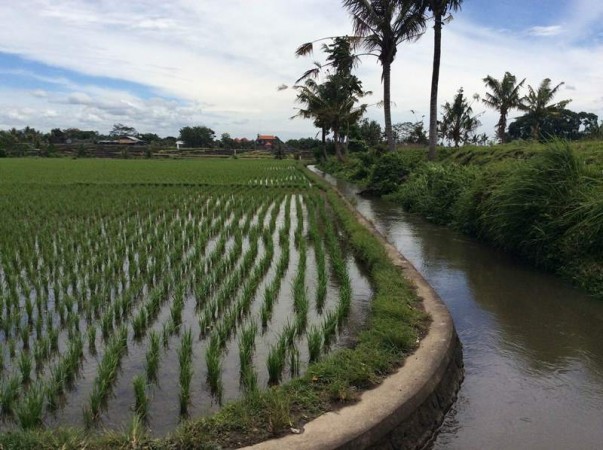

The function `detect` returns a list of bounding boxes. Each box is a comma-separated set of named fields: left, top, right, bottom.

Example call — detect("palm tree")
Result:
left=439, top=88, right=481, bottom=147
left=482, top=72, right=526, bottom=143
left=422, top=0, right=463, bottom=160
left=520, top=78, right=571, bottom=140
left=293, top=38, right=369, bottom=161
left=341, top=0, right=426, bottom=151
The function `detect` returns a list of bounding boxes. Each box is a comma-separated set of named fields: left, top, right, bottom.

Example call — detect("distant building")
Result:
left=257, top=134, right=278, bottom=149
left=98, top=136, right=146, bottom=145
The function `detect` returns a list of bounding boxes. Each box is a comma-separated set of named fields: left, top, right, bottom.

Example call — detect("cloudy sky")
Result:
left=0, top=0, right=601, bottom=140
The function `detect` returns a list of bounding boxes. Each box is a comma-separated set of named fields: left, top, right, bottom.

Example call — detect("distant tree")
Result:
left=139, top=133, right=161, bottom=143
left=64, top=128, right=99, bottom=141
left=221, top=133, right=234, bottom=149
left=393, top=120, right=428, bottom=145
left=518, top=78, right=571, bottom=140
left=293, top=37, right=369, bottom=162
left=356, top=119, right=383, bottom=147
left=482, top=72, right=526, bottom=143
left=439, top=88, right=481, bottom=147
left=110, top=123, right=139, bottom=137
left=509, top=109, right=599, bottom=141
left=179, top=126, right=215, bottom=148
left=48, top=128, right=66, bottom=144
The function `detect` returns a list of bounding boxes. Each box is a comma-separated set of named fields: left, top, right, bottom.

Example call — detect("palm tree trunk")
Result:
left=428, top=14, right=442, bottom=161
left=383, top=62, right=394, bottom=152
left=498, top=111, right=507, bottom=143
left=321, top=127, right=327, bottom=160
left=333, top=129, right=344, bottom=162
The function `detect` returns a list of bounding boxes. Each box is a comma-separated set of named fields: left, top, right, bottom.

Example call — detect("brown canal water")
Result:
left=310, top=167, right=603, bottom=450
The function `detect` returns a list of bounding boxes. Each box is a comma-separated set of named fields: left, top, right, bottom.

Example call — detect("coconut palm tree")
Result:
left=482, top=72, right=526, bottom=143
left=292, top=38, right=369, bottom=162
left=439, top=88, right=481, bottom=147
left=341, top=0, right=426, bottom=151
left=422, top=0, right=463, bottom=160
left=519, top=78, right=572, bottom=140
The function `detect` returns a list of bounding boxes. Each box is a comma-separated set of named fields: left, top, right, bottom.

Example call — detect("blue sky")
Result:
left=0, top=0, right=601, bottom=139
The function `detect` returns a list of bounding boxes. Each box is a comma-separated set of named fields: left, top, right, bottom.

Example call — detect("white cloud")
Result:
left=527, top=25, right=564, bottom=37
left=0, top=1, right=600, bottom=139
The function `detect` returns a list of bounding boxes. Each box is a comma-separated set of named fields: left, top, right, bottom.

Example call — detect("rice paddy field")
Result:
left=0, top=159, right=375, bottom=436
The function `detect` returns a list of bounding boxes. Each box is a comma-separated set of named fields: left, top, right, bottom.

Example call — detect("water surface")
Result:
left=311, top=167, right=603, bottom=450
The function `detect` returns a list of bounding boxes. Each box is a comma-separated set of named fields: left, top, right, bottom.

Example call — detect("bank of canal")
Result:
left=310, top=167, right=603, bottom=450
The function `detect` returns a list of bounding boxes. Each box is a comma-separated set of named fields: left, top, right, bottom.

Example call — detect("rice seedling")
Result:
left=307, top=325, right=323, bottom=363
left=205, top=335, right=222, bottom=399
left=0, top=376, right=20, bottom=416
left=267, top=341, right=286, bottom=385
left=132, top=375, right=148, bottom=421
left=145, top=331, right=160, bottom=383
left=19, top=352, right=33, bottom=384
left=88, top=325, right=97, bottom=354
left=178, top=328, right=193, bottom=415
left=15, top=382, right=44, bottom=429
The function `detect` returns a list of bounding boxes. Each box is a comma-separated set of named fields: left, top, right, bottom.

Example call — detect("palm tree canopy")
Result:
left=520, top=78, right=571, bottom=115
left=342, top=0, right=426, bottom=67
left=423, top=0, right=463, bottom=17
left=482, top=72, right=525, bottom=112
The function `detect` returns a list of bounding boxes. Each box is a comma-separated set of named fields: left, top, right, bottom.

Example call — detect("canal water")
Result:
left=310, top=167, right=603, bottom=450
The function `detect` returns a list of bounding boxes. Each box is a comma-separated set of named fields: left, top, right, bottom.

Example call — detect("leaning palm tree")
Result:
left=341, top=0, right=426, bottom=151
left=422, top=0, right=463, bottom=160
left=482, top=72, right=526, bottom=143
left=519, top=78, right=571, bottom=140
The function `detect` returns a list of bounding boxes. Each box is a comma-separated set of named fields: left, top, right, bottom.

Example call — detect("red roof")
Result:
left=258, top=135, right=277, bottom=140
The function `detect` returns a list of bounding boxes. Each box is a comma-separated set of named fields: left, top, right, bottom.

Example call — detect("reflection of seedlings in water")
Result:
left=289, top=346, right=300, bottom=377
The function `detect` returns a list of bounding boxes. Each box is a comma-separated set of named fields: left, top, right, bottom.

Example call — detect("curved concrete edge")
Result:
left=243, top=181, right=463, bottom=450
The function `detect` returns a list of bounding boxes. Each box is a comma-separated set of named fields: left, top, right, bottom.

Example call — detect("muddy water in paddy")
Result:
left=310, top=166, right=603, bottom=450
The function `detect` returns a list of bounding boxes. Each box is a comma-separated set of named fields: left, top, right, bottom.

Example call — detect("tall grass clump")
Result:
left=480, top=141, right=588, bottom=268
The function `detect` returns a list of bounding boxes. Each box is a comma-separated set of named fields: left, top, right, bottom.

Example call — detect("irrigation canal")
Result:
left=309, top=167, right=603, bottom=450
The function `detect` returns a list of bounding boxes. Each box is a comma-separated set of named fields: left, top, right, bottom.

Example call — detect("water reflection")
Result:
left=310, top=167, right=603, bottom=450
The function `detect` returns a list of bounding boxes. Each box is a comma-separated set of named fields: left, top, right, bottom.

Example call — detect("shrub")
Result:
left=368, top=151, right=425, bottom=194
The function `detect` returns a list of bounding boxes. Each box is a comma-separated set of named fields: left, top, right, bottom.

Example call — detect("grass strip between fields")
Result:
left=0, top=164, right=428, bottom=450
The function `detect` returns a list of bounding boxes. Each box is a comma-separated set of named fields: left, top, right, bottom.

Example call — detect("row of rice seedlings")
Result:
left=308, top=195, right=328, bottom=311
left=238, top=320, right=258, bottom=394
left=178, top=328, right=194, bottom=416
left=293, top=237, right=309, bottom=336
left=267, top=320, right=300, bottom=386
left=205, top=334, right=222, bottom=400
left=86, top=326, right=128, bottom=421
left=132, top=375, right=148, bottom=422
left=145, top=331, right=161, bottom=383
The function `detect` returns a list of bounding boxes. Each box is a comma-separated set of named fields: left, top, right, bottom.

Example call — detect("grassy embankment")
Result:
left=321, top=140, right=603, bottom=300
left=0, top=159, right=427, bottom=449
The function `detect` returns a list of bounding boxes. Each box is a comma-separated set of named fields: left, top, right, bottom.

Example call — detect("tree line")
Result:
left=292, top=0, right=601, bottom=160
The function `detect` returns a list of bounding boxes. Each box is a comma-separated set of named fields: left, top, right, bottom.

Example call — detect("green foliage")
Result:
left=178, top=125, right=216, bottom=148
left=388, top=163, right=478, bottom=225
left=367, top=151, right=425, bottom=194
